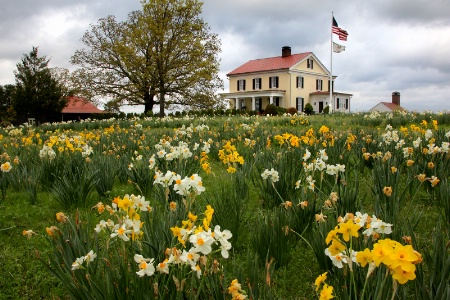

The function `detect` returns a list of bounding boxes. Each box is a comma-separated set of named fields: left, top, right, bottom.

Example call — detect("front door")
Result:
left=319, top=101, right=324, bottom=113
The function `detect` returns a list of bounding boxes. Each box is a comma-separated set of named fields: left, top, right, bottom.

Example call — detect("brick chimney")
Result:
left=282, top=46, right=291, bottom=57
left=392, top=91, right=400, bottom=106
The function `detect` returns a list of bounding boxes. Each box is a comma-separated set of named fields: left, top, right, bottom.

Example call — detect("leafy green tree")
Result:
left=13, top=47, right=67, bottom=124
left=71, top=0, right=222, bottom=117
left=0, top=84, right=16, bottom=123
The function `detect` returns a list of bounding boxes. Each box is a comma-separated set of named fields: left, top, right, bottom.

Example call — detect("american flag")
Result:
left=332, top=17, right=348, bottom=41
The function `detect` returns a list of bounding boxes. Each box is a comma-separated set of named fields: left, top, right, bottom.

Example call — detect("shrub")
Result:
left=286, top=107, right=298, bottom=115
left=264, top=104, right=278, bottom=116
left=304, top=103, right=314, bottom=115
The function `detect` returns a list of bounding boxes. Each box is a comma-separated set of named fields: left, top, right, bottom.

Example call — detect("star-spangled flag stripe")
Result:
left=332, top=16, right=348, bottom=41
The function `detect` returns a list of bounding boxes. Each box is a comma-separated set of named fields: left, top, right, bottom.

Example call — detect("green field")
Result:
left=1, top=111, right=450, bottom=299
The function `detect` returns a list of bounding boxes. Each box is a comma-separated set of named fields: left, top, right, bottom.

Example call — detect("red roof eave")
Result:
left=227, top=52, right=312, bottom=76
left=62, top=96, right=104, bottom=114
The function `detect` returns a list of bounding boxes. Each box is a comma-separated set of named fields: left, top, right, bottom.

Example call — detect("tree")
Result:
left=71, top=0, right=222, bottom=117
left=0, top=84, right=16, bottom=123
left=13, top=47, right=68, bottom=124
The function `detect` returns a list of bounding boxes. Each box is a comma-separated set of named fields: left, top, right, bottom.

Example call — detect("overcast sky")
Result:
left=1, top=0, right=449, bottom=112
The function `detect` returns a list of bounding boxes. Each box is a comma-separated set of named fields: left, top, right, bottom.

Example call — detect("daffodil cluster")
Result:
left=261, top=168, right=279, bottom=183
left=228, top=279, right=248, bottom=299
left=153, top=170, right=205, bottom=197
left=93, top=194, right=151, bottom=242
left=218, top=141, right=244, bottom=173
left=134, top=205, right=233, bottom=279
left=71, top=250, right=97, bottom=271
left=356, top=238, right=422, bottom=284
left=322, top=211, right=422, bottom=290
left=314, top=271, right=334, bottom=300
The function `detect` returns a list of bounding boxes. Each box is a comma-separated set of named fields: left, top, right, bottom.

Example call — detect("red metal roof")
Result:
left=227, top=52, right=312, bottom=76
left=380, top=102, right=406, bottom=111
left=62, top=96, right=104, bottom=114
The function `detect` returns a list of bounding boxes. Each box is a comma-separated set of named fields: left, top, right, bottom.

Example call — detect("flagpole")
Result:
left=329, top=12, right=333, bottom=114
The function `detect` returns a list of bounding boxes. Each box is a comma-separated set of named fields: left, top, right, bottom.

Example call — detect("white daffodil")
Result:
left=214, top=225, right=233, bottom=258
left=134, top=254, right=155, bottom=277
left=110, top=224, right=132, bottom=242
left=71, top=256, right=85, bottom=270
left=84, top=250, right=97, bottom=263
left=189, top=231, right=214, bottom=255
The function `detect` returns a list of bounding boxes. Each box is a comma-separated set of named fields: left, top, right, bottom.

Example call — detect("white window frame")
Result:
left=316, top=79, right=323, bottom=91
left=270, top=76, right=278, bottom=88
left=238, top=79, right=245, bottom=91
left=297, top=76, right=304, bottom=89
left=254, top=78, right=260, bottom=90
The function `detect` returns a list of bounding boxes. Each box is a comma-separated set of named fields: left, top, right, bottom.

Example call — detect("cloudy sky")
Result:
left=1, top=0, right=449, bottom=112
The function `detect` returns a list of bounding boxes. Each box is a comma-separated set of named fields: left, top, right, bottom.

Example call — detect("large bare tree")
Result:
left=71, top=0, right=223, bottom=116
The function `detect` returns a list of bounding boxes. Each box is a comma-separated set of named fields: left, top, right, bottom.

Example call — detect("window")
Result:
left=237, top=79, right=246, bottom=91
left=296, top=97, right=304, bottom=112
left=255, top=98, right=262, bottom=112
left=296, top=76, right=304, bottom=88
left=269, top=76, right=279, bottom=88
left=275, top=97, right=280, bottom=107
left=240, top=99, right=245, bottom=109
left=307, top=59, right=314, bottom=69
left=336, top=98, right=348, bottom=109
left=253, top=78, right=261, bottom=90
left=316, top=79, right=323, bottom=91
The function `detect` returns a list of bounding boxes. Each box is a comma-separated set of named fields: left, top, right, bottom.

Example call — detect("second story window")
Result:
left=307, top=59, right=314, bottom=69
left=253, top=78, right=262, bottom=90
left=296, top=76, right=304, bottom=88
left=237, top=79, right=246, bottom=91
left=269, top=76, right=279, bottom=88
left=316, top=79, right=323, bottom=91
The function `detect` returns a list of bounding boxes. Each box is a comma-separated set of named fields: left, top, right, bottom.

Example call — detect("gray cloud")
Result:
left=1, top=0, right=449, bottom=111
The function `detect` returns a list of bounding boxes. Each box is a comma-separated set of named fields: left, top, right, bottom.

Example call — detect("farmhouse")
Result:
left=61, top=96, right=104, bottom=121
left=220, top=46, right=352, bottom=114
left=370, top=92, right=406, bottom=112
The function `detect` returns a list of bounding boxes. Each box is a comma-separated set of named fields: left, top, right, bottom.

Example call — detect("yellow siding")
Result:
left=227, top=55, right=333, bottom=110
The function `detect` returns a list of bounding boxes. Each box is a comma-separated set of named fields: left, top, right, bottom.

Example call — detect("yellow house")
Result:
left=220, top=46, right=352, bottom=114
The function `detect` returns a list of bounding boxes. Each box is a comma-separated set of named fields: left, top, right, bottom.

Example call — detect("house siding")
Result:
left=222, top=50, right=351, bottom=113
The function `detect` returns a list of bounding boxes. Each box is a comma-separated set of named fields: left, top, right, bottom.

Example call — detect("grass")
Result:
left=0, top=112, right=449, bottom=299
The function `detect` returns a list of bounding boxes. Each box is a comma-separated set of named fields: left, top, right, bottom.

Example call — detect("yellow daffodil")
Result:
left=337, top=219, right=360, bottom=242
left=356, top=248, right=373, bottom=267
left=314, top=272, right=328, bottom=291
left=319, top=283, right=334, bottom=300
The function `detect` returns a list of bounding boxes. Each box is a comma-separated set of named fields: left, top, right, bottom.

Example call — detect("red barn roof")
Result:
left=380, top=102, right=406, bottom=111
left=227, top=52, right=312, bottom=76
left=62, top=96, right=104, bottom=114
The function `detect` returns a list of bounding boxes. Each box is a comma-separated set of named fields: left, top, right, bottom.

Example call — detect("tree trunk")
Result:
left=143, top=90, right=155, bottom=114
left=159, top=91, right=165, bottom=118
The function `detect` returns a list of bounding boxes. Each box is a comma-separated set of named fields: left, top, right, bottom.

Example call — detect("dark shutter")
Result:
left=269, top=77, right=272, bottom=88
left=296, top=77, right=299, bottom=88
left=336, top=98, right=340, bottom=109
left=346, top=99, right=349, bottom=109
left=259, top=78, right=262, bottom=89
left=237, top=80, right=240, bottom=91
left=243, top=80, right=246, bottom=91
left=301, top=77, right=304, bottom=88
left=252, top=79, right=255, bottom=90
left=316, top=80, right=318, bottom=90
left=276, top=77, right=279, bottom=88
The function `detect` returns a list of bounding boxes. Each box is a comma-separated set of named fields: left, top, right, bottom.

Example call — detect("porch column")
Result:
left=236, top=98, right=240, bottom=110
left=251, top=97, right=256, bottom=111
left=269, top=96, right=273, bottom=105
